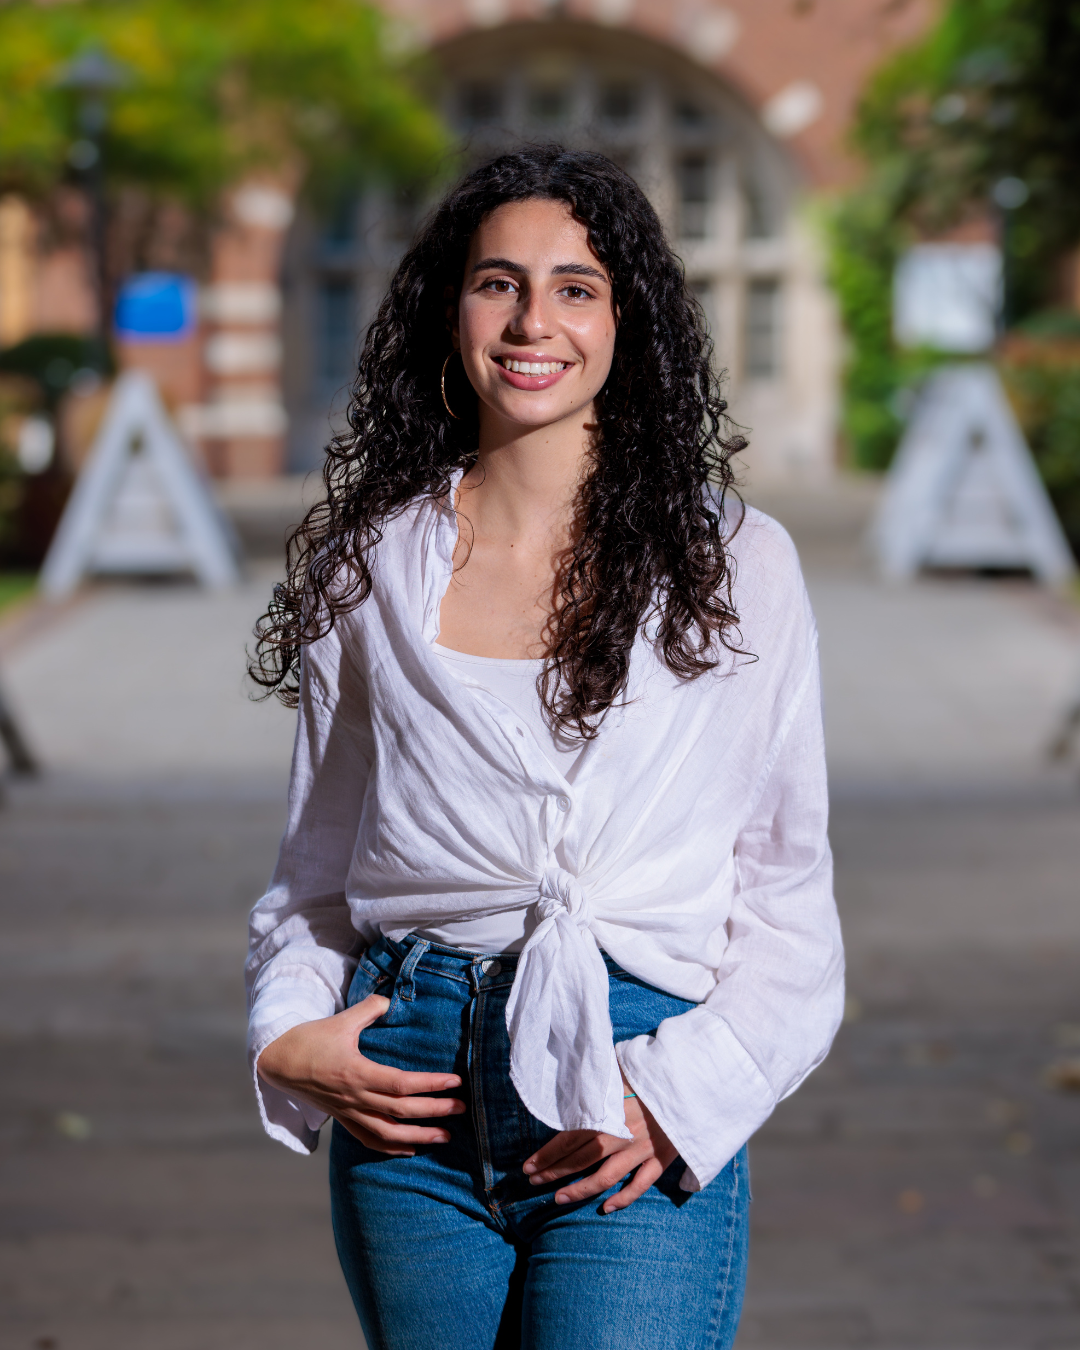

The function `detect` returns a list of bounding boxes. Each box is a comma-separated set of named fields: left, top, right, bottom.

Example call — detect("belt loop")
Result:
left=397, top=938, right=430, bottom=1002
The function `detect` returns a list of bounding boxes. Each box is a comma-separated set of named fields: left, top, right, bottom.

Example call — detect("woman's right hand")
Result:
left=256, top=994, right=466, bottom=1155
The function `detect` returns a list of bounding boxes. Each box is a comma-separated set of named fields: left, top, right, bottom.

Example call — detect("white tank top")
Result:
left=401, top=644, right=587, bottom=953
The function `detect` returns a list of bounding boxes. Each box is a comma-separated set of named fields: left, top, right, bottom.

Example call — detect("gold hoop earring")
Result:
left=441, top=352, right=461, bottom=420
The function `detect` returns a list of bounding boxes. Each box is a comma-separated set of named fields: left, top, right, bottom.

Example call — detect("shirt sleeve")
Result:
left=245, top=623, right=374, bottom=1154
left=615, top=640, right=844, bottom=1191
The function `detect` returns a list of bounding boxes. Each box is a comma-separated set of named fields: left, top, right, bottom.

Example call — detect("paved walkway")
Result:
left=2, top=480, right=1080, bottom=1349
left=742, top=483, right=1080, bottom=1349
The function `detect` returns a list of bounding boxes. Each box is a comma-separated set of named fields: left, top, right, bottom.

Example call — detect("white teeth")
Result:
left=503, top=358, right=566, bottom=375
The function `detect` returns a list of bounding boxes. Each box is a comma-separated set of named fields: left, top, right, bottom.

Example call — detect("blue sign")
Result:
left=114, top=272, right=196, bottom=342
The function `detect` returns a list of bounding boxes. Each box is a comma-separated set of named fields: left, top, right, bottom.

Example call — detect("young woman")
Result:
left=246, top=145, right=843, bottom=1350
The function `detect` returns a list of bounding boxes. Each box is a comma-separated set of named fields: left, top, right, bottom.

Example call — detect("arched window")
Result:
left=282, top=21, right=837, bottom=481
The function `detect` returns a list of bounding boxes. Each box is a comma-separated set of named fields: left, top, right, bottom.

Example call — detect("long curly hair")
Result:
left=251, top=144, right=747, bottom=738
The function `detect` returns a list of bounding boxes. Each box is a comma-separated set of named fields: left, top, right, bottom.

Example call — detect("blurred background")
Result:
left=2, top=1, right=1080, bottom=1347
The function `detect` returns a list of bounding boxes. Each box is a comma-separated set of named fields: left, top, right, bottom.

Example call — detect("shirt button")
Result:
left=555, top=795, right=571, bottom=812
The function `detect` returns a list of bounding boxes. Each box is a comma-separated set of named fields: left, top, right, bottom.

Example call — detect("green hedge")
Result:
left=1000, top=329, right=1080, bottom=555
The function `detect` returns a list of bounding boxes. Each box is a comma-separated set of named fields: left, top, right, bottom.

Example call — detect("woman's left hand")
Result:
left=521, top=1076, right=677, bottom=1213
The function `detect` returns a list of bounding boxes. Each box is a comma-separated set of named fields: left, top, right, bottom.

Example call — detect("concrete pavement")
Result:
left=1, top=478, right=1079, bottom=1348
left=743, top=481, right=1080, bottom=1348
left=0, top=569, right=354, bottom=1350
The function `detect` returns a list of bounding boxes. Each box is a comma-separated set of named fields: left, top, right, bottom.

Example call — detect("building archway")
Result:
left=282, top=20, right=838, bottom=481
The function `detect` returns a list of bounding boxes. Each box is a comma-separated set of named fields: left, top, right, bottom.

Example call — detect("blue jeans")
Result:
left=330, top=934, right=749, bottom=1350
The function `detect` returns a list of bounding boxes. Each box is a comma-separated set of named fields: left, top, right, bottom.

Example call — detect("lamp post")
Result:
left=56, top=47, right=128, bottom=364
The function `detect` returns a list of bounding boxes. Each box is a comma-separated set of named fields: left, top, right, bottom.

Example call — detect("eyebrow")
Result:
left=471, top=256, right=608, bottom=281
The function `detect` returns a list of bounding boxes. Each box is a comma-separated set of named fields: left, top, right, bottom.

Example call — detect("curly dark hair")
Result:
left=251, top=144, right=747, bottom=738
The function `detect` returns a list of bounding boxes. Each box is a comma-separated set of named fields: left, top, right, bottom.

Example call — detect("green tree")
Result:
left=827, top=176, right=906, bottom=471
left=0, top=0, right=451, bottom=561
left=855, top=0, right=1080, bottom=319
left=829, top=0, right=1080, bottom=472
left=0, top=0, right=448, bottom=216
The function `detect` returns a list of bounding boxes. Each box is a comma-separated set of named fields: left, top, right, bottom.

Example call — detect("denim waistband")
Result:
left=378, top=931, right=627, bottom=990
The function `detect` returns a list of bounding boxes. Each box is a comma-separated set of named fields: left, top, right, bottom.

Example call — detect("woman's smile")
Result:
left=455, top=198, right=616, bottom=436
left=494, top=353, right=574, bottom=390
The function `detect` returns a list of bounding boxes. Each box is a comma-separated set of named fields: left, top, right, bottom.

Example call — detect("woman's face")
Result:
left=454, top=198, right=616, bottom=436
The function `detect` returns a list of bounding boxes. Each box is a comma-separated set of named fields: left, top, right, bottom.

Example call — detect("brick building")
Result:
left=1, top=0, right=933, bottom=483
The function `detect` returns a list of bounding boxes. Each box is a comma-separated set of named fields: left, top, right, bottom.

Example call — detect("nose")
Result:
left=510, top=287, right=557, bottom=340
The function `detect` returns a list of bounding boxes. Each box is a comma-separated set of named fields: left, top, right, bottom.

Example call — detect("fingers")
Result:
left=525, top=1136, right=607, bottom=1184
left=337, top=1115, right=447, bottom=1156
left=523, top=1130, right=597, bottom=1177
left=601, top=1157, right=664, bottom=1213
left=365, top=1117, right=454, bottom=1146
left=553, top=1151, right=642, bottom=1206
left=361, top=1058, right=462, bottom=1097
left=339, top=1109, right=456, bottom=1149
left=341, top=993, right=391, bottom=1030
left=360, top=1092, right=466, bottom=1120
left=336, top=1116, right=416, bottom=1156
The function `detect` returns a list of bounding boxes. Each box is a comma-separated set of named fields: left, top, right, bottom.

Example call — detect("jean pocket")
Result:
left=347, top=949, right=392, bottom=1008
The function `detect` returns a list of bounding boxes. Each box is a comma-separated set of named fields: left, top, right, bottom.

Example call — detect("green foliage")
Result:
left=853, top=0, right=1080, bottom=317
left=829, top=0, right=1080, bottom=476
left=0, top=453, right=24, bottom=558
left=825, top=180, right=952, bottom=470
left=0, top=571, right=36, bottom=614
left=0, top=379, right=28, bottom=559
left=826, top=182, right=904, bottom=469
left=0, top=334, right=112, bottom=409
left=1013, top=309, right=1080, bottom=342
left=1000, top=348, right=1080, bottom=554
left=0, top=0, right=449, bottom=209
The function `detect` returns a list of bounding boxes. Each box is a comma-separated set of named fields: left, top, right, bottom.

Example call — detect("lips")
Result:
left=493, top=354, right=574, bottom=391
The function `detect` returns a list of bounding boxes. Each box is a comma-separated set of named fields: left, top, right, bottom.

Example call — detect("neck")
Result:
left=462, top=406, right=593, bottom=541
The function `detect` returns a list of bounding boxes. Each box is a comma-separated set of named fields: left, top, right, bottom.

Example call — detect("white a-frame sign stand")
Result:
left=41, top=371, right=241, bottom=599
left=871, top=363, right=1077, bottom=586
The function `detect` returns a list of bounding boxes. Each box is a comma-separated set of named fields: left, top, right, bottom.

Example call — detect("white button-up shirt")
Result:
left=246, top=485, right=844, bottom=1191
